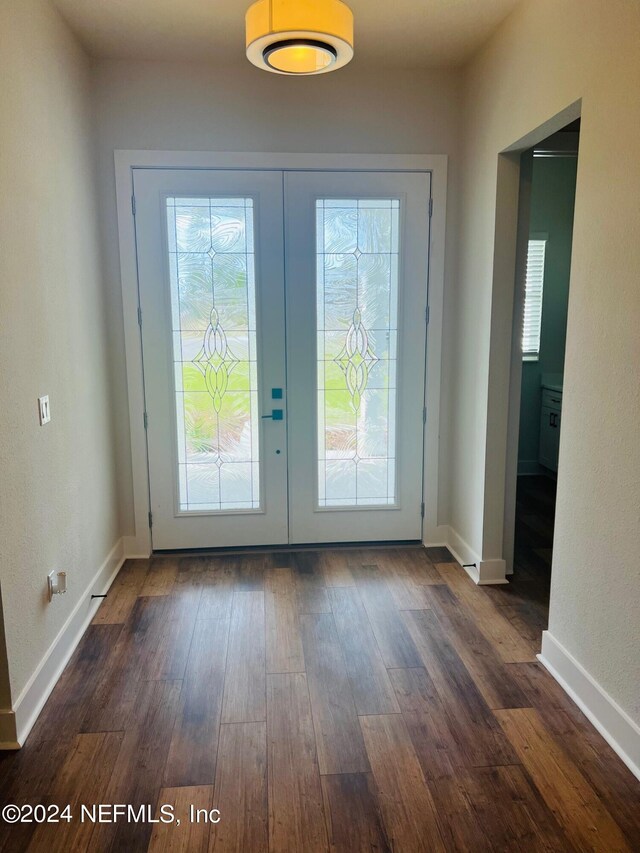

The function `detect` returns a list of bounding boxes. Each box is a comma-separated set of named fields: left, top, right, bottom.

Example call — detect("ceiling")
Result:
left=52, top=0, right=522, bottom=68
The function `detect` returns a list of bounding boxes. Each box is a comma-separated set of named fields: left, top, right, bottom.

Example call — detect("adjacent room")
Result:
left=1, top=1, right=638, bottom=850
left=504, top=121, right=580, bottom=639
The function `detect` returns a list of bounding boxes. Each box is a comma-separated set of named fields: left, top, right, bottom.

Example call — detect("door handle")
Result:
left=262, top=409, right=284, bottom=421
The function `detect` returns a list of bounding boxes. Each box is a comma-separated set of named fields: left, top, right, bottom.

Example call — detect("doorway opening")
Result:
left=509, top=118, right=580, bottom=632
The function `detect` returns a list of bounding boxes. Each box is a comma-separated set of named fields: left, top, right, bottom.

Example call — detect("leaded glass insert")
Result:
left=316, top=199, right=400, bottom=507
left=166, top=197, right=259, bottom=511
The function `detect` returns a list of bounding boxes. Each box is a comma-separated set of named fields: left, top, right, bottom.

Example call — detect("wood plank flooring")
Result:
left=1, top=545, right=638, bottom=852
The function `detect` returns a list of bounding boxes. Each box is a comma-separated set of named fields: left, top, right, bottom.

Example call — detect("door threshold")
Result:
left=153, top=540, right=423, bottom=557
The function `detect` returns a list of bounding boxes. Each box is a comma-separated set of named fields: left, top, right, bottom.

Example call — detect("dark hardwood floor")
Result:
left=1, top=544, right=638, bottom=852
left=481, top=474, right=557, bottom=647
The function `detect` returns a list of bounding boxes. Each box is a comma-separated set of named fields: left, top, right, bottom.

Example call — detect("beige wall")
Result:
left=453, top=0, right=640, bottom=720
left=92, top=58, right=462, bottom=537
left=0, top=0, right=119, bottom=702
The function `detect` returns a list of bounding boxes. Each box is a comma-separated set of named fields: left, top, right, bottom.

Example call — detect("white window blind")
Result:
left=522, top=238, right=547, bottom=360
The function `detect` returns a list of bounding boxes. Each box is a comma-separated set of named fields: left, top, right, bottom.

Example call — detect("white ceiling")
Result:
left=52, top=0, right=522, bottom=68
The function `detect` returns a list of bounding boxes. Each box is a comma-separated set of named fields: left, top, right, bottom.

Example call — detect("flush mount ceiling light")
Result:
left=246, top=0, right=354, bottom=75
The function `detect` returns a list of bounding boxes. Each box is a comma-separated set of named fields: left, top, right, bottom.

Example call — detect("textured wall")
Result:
left=0, top=0, right=119, bottom=701
left=92, top=59, right=463, bottom=539
left=452, top=0, right=640, bottom=720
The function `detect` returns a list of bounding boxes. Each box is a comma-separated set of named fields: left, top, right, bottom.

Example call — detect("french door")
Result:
left=133, top=168, right=431, bottom=549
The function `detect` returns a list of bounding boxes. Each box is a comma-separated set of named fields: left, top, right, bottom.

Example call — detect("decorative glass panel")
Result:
left=316, top=199, right=400, bottom=507
left=166, top=197, right=259, bottom=511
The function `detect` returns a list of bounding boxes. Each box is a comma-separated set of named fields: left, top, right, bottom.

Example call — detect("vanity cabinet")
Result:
left=539, top=387, right=562, bottom=472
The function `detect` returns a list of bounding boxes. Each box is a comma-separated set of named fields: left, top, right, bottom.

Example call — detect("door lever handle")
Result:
left=262, top=409, right=284, bottom=421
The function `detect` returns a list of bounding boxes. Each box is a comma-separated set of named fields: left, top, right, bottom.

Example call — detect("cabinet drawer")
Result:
left=541, top=388, right=562, bottom=410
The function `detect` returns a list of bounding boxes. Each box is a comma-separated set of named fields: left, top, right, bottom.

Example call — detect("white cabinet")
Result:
left=539, top=388, right=562, bottom=472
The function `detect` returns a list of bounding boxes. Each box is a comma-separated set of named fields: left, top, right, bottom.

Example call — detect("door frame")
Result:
left=485, top=100, right=581, bottom=578
left=114, top=151, right=448, bottom=557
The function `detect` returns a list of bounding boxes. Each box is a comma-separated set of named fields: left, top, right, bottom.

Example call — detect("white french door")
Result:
left=135, top=170, right=288, bottom=549
left=285, top=171, right=430, bottom=542
left=133, top=168, right=430, bottom=550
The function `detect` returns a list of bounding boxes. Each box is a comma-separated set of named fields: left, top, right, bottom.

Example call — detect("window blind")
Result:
left=522, top=239, right=546, bottom=359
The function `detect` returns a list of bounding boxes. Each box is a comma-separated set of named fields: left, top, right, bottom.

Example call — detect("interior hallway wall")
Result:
left=0, top=0, right=119, bottom=705
left=92, top=58, right=463, bottom=541
left=451, top=0, right=640, bottom=723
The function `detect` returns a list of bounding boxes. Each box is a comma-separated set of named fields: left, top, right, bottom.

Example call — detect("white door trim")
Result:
left=114, top=151, right=448, bottom=556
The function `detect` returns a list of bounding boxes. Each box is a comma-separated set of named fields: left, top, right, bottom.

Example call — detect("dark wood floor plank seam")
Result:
left=195, top=556, right=236, bottom=622
left=351, top=564, right=423, bottom=669
left=434, top=561, right=538, bottom=662
left=265, top=565, right=305, bottom=674
left=266, top=672, right=329, bottom=853
left=292, top=551, right=331, bottom=615
left=462, top=763, right=579, bottom=852
left=28, top=623, right=125, bottom=743
left=140, top=556, right=180, bottom=596
left=200, top=575, right=237, bottom=793
left=359, top=713, right=447, bottom=851
left=354, top=712, right=402, bottom=718
left=162, top=616, right=230, bottom=787
left=92, top=558, right=150, bottom=626
left=505, top=660, right=640, bottom=846
left=147, top=598, right=199, bottom=682
left=265, top=670, right=306, bottom=675
left=86, top=679, right=183, bottom=852
left=221, top=590, right=267, bottom=724
left=495, top=707, right=632, bottom=852
left=402, top=608, right=521, bottom=768
left=194, top=607, right=233, bottom=793
left=300, top=611, right=370, bottom=775
left=210, top=721, right=268, bottom=852
left=80, top=595, right=171, bottom=733
left=328, top=586, right=401, bottom=716
left=321, top=772, right=391, bottom=852
left=148, top=784, right=213, bottom=852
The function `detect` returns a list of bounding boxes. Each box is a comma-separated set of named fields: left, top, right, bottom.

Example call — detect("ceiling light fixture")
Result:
left=246, top=0, right=354, bottom=76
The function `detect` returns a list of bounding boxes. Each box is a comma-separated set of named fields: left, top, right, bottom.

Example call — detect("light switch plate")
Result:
left=38, top=395, right=51, bottom=425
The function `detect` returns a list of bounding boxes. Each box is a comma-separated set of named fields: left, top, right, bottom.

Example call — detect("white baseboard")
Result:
left=436, top=524, right=477, bottom=570
left=0, top=709, right=19, bottom=749
left=475, top=558, right=508, bottom=584
left=9, top=539, right=126, bottom=749
left=421, top=523, right=449, bottom=549
left=123, top=534, right=151, bottom=559
left=426, top=526, right=508, bottom=585
left=539, top=631, right=640, bottom=781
